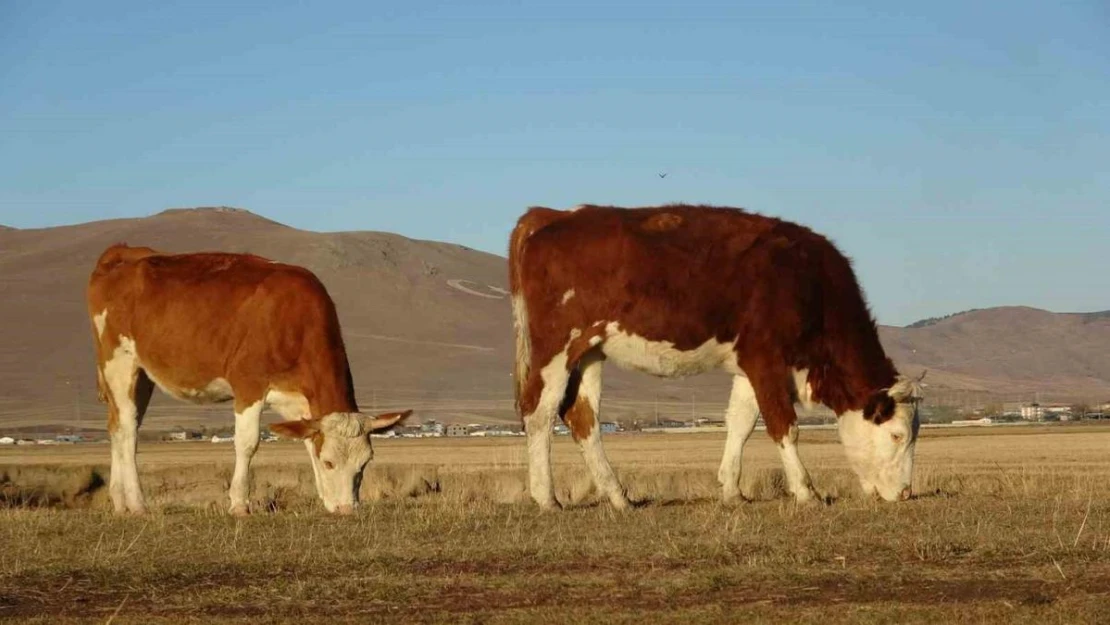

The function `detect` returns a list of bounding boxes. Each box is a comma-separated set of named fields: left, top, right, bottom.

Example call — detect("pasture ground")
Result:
left=2, top=425, right=1110, bottom=623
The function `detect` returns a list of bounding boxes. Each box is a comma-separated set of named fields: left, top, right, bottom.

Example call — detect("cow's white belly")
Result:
left=146, top=372, right=234, bottom=404
left=600, top=322, right=742, bottom=378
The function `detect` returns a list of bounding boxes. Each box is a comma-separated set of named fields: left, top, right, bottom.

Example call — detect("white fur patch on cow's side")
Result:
left=561, top=289, right=575, bottom=305
left=266, top=389, right=311, bottom=421
left=93, top=309, right=108, bottom=339
left=600, top=322, right=740, bottom=378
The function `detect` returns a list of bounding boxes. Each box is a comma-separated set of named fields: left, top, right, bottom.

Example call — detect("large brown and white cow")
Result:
left=87, top=244, right=411, bottom=515
left=510, top=204, right=924, bottom=510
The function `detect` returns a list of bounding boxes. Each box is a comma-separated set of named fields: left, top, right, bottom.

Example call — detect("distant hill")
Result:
left=0, top=207, right=1107, bottom=433
left=0, top=207, right=521, bottom=431
left=880, top=307, right=1110, bottom=398
left=905, top=309, right=984, bottom=329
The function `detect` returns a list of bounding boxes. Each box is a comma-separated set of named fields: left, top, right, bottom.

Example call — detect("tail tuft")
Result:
left=509, top=220, right=532, bottom=417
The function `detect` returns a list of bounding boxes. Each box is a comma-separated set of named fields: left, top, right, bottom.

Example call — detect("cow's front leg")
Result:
left=229, top=399, right=264, bottom=516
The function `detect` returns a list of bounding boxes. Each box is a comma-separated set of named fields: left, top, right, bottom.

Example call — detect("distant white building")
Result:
left=420, top=421, right=445, bottom=437
left=1021, top=403, right=1074, bottom=421
left=950, top=417, right=993, bottom=427
left=445, top=424, right=469, bottom=437
left=1020, top=404, right=1044, bottom=421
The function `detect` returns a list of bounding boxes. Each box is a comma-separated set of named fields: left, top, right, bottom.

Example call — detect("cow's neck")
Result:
left=809, top=343, right=898, bottom=416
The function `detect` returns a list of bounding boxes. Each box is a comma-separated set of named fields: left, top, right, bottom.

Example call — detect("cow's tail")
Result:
left=95, top=368, right=108, bottom=404
left=88, top=242, right=157, bottom=406
left=509, top=206, right=574, bottom=417
left=508, top=220, right=532, bottom=417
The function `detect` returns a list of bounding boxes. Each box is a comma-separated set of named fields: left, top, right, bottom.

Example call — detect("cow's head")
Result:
left=270, top=410, right=412, bottom=513
left=837, top=375, right=924, bottom=502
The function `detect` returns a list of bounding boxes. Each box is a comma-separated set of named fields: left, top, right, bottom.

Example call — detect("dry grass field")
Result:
left=2, top=425, right=1110, bottom=623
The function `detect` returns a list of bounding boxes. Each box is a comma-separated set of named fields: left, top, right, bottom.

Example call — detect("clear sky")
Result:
left=1, top=1, right=1107, bottom=326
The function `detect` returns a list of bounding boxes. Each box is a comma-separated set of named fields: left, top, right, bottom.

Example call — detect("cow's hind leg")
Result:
left=522, top=352, right=572, bottom=510
left=562, top=351, right=630, bottom=509
left=102, top=344, right=153, bottom=514
left=717, top=375, right=760, bottom=503
left=229, top=396, right=265, bottom=516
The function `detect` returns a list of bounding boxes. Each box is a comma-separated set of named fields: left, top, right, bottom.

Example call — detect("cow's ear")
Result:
left=269, top=419, right=321, bottom=440
left=365, top=409, right=412, bottom=432
left=864, top=392, right=896, bottom=424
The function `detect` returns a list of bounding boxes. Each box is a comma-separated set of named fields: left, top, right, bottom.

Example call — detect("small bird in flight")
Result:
left=658, top=173, right=668, bottom=178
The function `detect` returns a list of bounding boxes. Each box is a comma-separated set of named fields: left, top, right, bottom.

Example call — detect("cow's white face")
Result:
left=837, top=377, right=923, bottom=502
left=270, top=410, right=411, bottom=514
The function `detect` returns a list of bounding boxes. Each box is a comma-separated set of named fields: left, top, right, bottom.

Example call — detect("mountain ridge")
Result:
left=905, top=306, right=1110, bottom=330
left=1, top=207, right=1107, bottom=432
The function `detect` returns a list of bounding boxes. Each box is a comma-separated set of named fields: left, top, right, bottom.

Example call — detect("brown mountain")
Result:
left=0, top=207, right=1106, bottom=434
left=0, top=207, right=520, bottom=431
left=881, top=307, right=1110, bottom=400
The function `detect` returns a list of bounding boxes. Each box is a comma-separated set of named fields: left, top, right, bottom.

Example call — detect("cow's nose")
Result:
left=334, top=504, right=354, bottom=515
left=899, top=487, right=912, bottom=501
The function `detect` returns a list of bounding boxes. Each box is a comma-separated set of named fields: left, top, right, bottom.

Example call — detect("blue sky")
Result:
left=1, top=0, right=1107, bottom=326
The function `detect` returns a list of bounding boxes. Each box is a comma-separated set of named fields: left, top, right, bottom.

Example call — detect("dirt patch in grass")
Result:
left=3, top=562, right=1107, bottom=620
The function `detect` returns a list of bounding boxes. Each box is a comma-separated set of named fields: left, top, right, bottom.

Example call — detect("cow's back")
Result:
left=513, top=205, right=826, bottom=344
left=511, top=204, right=894, bottom=413
left=87, top=245, right=355, bottom=413
left=90, top=246, right=327, bottom=344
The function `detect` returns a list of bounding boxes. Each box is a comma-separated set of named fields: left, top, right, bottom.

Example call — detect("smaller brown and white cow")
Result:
left=87, top=244, right=411, bottom=515
left=510, top=204, right=924, bottom=509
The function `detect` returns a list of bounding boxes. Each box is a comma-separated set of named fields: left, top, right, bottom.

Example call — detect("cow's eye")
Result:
left=323, top=460, right=335, bottom=470
left=891, top=433, right=905, bottom=444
